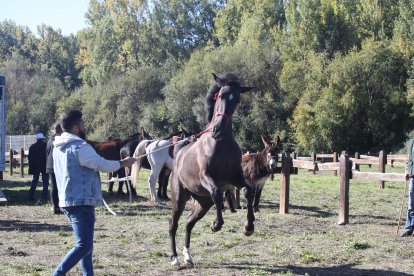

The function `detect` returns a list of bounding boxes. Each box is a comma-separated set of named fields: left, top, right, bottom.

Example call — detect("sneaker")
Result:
left=400, top=229, right=414, bottom=237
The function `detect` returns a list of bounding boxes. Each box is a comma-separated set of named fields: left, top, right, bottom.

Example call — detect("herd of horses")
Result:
left=87, top=73, right=282, bottom=267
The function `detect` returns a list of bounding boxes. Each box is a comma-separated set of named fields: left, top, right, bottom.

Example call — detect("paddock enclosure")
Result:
left=1, top=159, right=414, bottom=275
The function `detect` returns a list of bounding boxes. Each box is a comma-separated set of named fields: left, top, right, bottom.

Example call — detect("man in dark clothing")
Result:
left=46, top=124, right=63, bottom=214
left=402, top=138, right=414, bottom=236
left=28, top=133, right=49, bottom=200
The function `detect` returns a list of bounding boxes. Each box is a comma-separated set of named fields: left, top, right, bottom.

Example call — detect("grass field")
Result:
left=0, top=165, right=414, bottom=276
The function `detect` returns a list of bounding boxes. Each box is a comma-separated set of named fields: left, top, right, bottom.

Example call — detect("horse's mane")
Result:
left=122, top=132, right=142, bottom=143
left=204, top=73, right=241, bottom=123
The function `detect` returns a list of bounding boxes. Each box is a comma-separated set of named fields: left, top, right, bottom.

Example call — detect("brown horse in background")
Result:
left=169, top=73, right=255, bottom=267
left=87, top=128, right=152, bottom=195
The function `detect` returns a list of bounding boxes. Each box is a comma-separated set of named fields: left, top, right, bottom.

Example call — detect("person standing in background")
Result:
left=46, top=123, right=63, bottom=214
left=28, top=133, right=49, bottom=201
left=402, top=139, right=414, bottom=237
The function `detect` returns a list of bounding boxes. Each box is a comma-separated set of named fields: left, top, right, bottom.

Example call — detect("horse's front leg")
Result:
left=200, top=172, right=224, bottom=232
left=148, top=169, right=161, bottom=203
left=237, top=174, right=255, bottom=236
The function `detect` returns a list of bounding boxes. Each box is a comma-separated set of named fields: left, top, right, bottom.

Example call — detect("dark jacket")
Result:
left=28, top=139, right=47, bottom=174
left=408, top=139, right=414, bottom=176
left=46, top=135, right=56, bottom=173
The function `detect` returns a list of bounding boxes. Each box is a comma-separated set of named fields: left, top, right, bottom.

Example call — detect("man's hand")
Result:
left=120, top=157, right=136, bottom=168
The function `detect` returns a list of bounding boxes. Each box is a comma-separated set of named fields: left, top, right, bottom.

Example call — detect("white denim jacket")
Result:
left=53, top=132, right=120, bottom=207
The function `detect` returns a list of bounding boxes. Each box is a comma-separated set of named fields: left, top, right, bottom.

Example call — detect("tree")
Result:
left=290, top=40, right=410, bottom=152
left=215, top=0, right=286, bottom=46
left=37, top=24, right=80, bottom=89
left=393, top=0, right=414, bottom=57
left=0, top=54, right=68, bottom=135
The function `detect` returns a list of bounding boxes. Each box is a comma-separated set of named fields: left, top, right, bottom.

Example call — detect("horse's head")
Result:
left=205, top=73, right=253, bottom=140
left=261, top=134, right=281, bottom=173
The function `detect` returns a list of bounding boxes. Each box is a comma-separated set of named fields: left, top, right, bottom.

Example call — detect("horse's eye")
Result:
left=229, top=94, right=234, bottom=101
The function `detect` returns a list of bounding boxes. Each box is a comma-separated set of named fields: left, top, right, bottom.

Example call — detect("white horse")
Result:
left=131, top=139, right=175, bottom=202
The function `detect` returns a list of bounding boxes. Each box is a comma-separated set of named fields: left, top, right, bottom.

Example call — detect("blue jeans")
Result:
left=54, top=206, right=95, bottom=276
left=405, top=178, right=414, bottom=230
left=28, top=172, right=49, bottom=199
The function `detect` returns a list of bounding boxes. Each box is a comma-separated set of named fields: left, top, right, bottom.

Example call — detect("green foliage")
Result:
left=215, top=0, right=285, bottom=46
left=394, top=0, right=414, bottom=57
left=0, top=55, right=68, bottom=135
left=290, top=40, right=410, bottom=152
left=57, top=67, right=165, bottom=140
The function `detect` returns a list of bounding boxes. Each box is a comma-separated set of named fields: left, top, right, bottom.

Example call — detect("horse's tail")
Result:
left=131, top=139, right=152, bottom=188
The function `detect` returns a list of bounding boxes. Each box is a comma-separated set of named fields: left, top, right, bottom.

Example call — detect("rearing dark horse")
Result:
left=169, top=73, right=255, bottom=267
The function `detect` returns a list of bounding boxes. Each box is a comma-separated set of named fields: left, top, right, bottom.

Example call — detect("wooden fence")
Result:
left=277, top=150, right=407, bottom=225
left=5, top=148, right=28, bottom=177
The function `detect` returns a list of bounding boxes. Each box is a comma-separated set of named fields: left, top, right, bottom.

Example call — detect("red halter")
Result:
left=213, top=91, right=230, bottom=123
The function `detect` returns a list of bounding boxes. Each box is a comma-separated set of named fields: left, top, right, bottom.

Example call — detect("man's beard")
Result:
left=79, top=130, right=86, bottom=140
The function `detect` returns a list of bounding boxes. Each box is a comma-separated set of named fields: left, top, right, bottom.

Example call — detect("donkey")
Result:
left=241, top=135, right=281, bottom=212
left=169, top=73, right=255, bottom=267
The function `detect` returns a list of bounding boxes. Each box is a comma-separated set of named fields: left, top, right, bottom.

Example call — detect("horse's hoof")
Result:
left=243, top=223, right=254, bottom=236
left=183, top=247, right=194, bottom=267
left=230, top=208, right=237, bottom=213
left=184, top=258, right=194, bottom=268
left=171, top=256, right=180, bottom=268
left=211, top=222, right=222, bottom=232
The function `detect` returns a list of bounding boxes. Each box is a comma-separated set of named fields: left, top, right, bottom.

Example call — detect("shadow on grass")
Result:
left=226, top=200, right=335, bottom=218
left=0, top=219, right=72, bottom=232
left=214, top=262, right=412, bottom=276
left=350, top=214, right=397, bottom=226
left=1, top=179, right=39, bottom=206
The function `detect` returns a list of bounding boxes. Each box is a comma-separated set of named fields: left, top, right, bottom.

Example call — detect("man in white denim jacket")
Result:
left=53, top=110, right=135, bottom=276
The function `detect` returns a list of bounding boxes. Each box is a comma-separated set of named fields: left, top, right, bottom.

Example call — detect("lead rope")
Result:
left=397, top=179, right=409, bottom=235
left=102, top=167, right=133, bottom=216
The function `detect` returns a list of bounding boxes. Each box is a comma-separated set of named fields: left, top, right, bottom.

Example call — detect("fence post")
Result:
left=367, top=151, right=372, bottom=168
left=9, top=149, right=13, bottom=175
left=311, top=152, right=316, bottom=175
left=280, top=152, right=292, bottom=214
left=20, top=148, right=24, bottom=178
left=379, top=150, right=386, bottom=189
left=354, top=152, right=360, bottom=171
left=333, top=152, right=338, bottom=176
left=338, top=151, right=350, bottom=225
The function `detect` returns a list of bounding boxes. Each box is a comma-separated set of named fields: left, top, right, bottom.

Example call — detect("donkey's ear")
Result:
left=212, top=73, right=225, bottom=87
left=240, top=86, right=254, bottom=93
left=274, top=135, right=281, bottom=146
left=261, top=134, right=271, bottom=147
left=140, top=127, right=145, bottom=137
